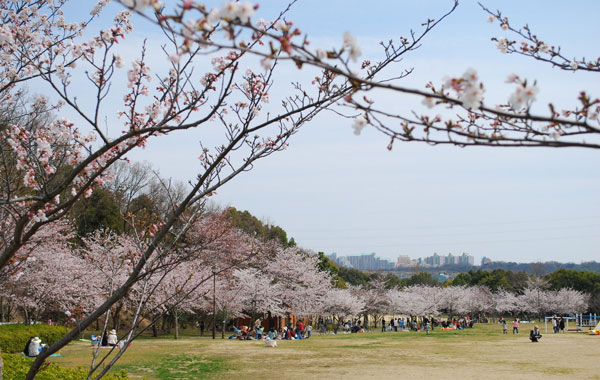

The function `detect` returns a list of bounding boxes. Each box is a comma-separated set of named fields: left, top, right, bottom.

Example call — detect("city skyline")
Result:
left=328, top=250, right=597, bottom=272
left=328, top=252, right=477, bottom=271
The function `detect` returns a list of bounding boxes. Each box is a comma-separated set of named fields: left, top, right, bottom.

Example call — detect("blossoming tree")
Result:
left=322, top=288, right=365, bottom=331
left=0, top=221, right=97, bottom=324
left=0, top=0, right=428, bottom=376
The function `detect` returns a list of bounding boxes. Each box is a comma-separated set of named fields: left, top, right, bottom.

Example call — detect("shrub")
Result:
left=2, top=354, right=128, bottom=380
left=0, top=324, right=68, bottom=354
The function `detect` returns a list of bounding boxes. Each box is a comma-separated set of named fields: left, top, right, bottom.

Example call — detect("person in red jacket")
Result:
left=296, top=321, right=305, bottom=339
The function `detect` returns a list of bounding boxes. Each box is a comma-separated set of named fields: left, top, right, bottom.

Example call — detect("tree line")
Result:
left=317, top=254, right=600, bottom=314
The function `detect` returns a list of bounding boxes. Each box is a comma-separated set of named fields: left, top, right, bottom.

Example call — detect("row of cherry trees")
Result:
left=320, top=282, right=588, bottom=326
left=2, top=220, right=589, bottom=328
left=0, top=209, right=589, bottom=377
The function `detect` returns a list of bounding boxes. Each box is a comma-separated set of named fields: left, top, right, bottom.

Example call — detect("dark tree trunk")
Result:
left=161, top=315, right=168, bottom=332
left=174, top=310, right=179, bottom=340
left=112, top=303, right=123, bottom=330
left=23, top=307, right=29, bottom=325
left=4, top=301, right=12, bottom=322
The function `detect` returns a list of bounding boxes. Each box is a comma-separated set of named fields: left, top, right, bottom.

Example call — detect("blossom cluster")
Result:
left=343, top=31, right=362, bottom=63
left=505, top=74, right=539, bottom=111
left=120, top=0, right=162, bottom=12
left=179, top=1, right=256, bottom=44
left=4, top=118, right=96, bottom=193
left=443, top=68, right=485, bottom=109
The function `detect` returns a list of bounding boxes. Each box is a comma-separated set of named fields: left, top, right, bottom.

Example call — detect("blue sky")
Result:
left=60, top=1, right=599, bottom=264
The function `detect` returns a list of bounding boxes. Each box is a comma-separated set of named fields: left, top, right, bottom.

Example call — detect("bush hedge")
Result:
left=2, top=354, right=128, bottom=380
left=0, top=324, right=68, bottom=354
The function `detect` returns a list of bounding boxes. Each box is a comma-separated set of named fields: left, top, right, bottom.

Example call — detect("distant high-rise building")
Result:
left=458, top=252, right=474, bottom=266
left=446, top=253, right=455, bottom=265
left=330, top=252, right=475, bottom=270
left=327, top=252, right=395, bottom=271
left=396, top=255, right=412, bottom=268
left=425, top=252, right=446, bottom=267
left=327, top=253, right=353, bottom=268
left=422, top=252, right=474, bottom=267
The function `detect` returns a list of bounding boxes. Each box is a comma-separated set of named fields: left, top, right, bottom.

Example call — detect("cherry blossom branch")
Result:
left=481, top=3, right=600, bottom=73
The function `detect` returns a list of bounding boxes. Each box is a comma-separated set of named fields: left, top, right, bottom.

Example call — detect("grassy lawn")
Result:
left=48, top=324, right=600, bottom=380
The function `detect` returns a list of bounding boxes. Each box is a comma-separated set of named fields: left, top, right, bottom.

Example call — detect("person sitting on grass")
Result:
left=228, top=326, right=241, bottom=339
left=23, top=337, right=34, bottom=356
left=237, top=325, right=249, bottom=340
left=101, top=330, right=109, bottom=347
left=107, top=329, right=118, bottom=347
left=529, top=325, right=542, bottom=342
left=28, top=337, right=41, bottom=357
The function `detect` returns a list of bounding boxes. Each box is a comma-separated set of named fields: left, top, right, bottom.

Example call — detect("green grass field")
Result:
left=49, top=324, right=600, bottom=380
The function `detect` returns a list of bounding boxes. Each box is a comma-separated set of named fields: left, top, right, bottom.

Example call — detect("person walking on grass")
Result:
left=502, top=320, right=508, bottom=334
left=512, top=318, right=519, bottom=334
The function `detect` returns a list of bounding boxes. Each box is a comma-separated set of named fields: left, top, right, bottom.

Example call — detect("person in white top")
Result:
left=28, top=337, right=41, bottom=357
left=107, top=329, right=118, bottom=346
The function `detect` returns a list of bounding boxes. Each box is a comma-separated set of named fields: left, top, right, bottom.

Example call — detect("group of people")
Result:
left=93, top=329, right=119, bottom=347
left=381, top=316, right=473, bottom=332
left=277, top=321, right=312, bottom=340
left=382, top=317, right=409, bottom=332
left=339, top=319, right=364, bottom=333
left=551, top=317, right=566, bottom=333
left=229, top=319, right=312, bottom=341
left=499, top=317, right=521, bottom=334
left=499, top=317, right=515, bottom=334
left=23, top=336, right=44, bottom=357
left=229, top=325, right=263, bottom=340
left=441, top=317, right=473, bottom=330
left=499, top=316, right=550, bottom=343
